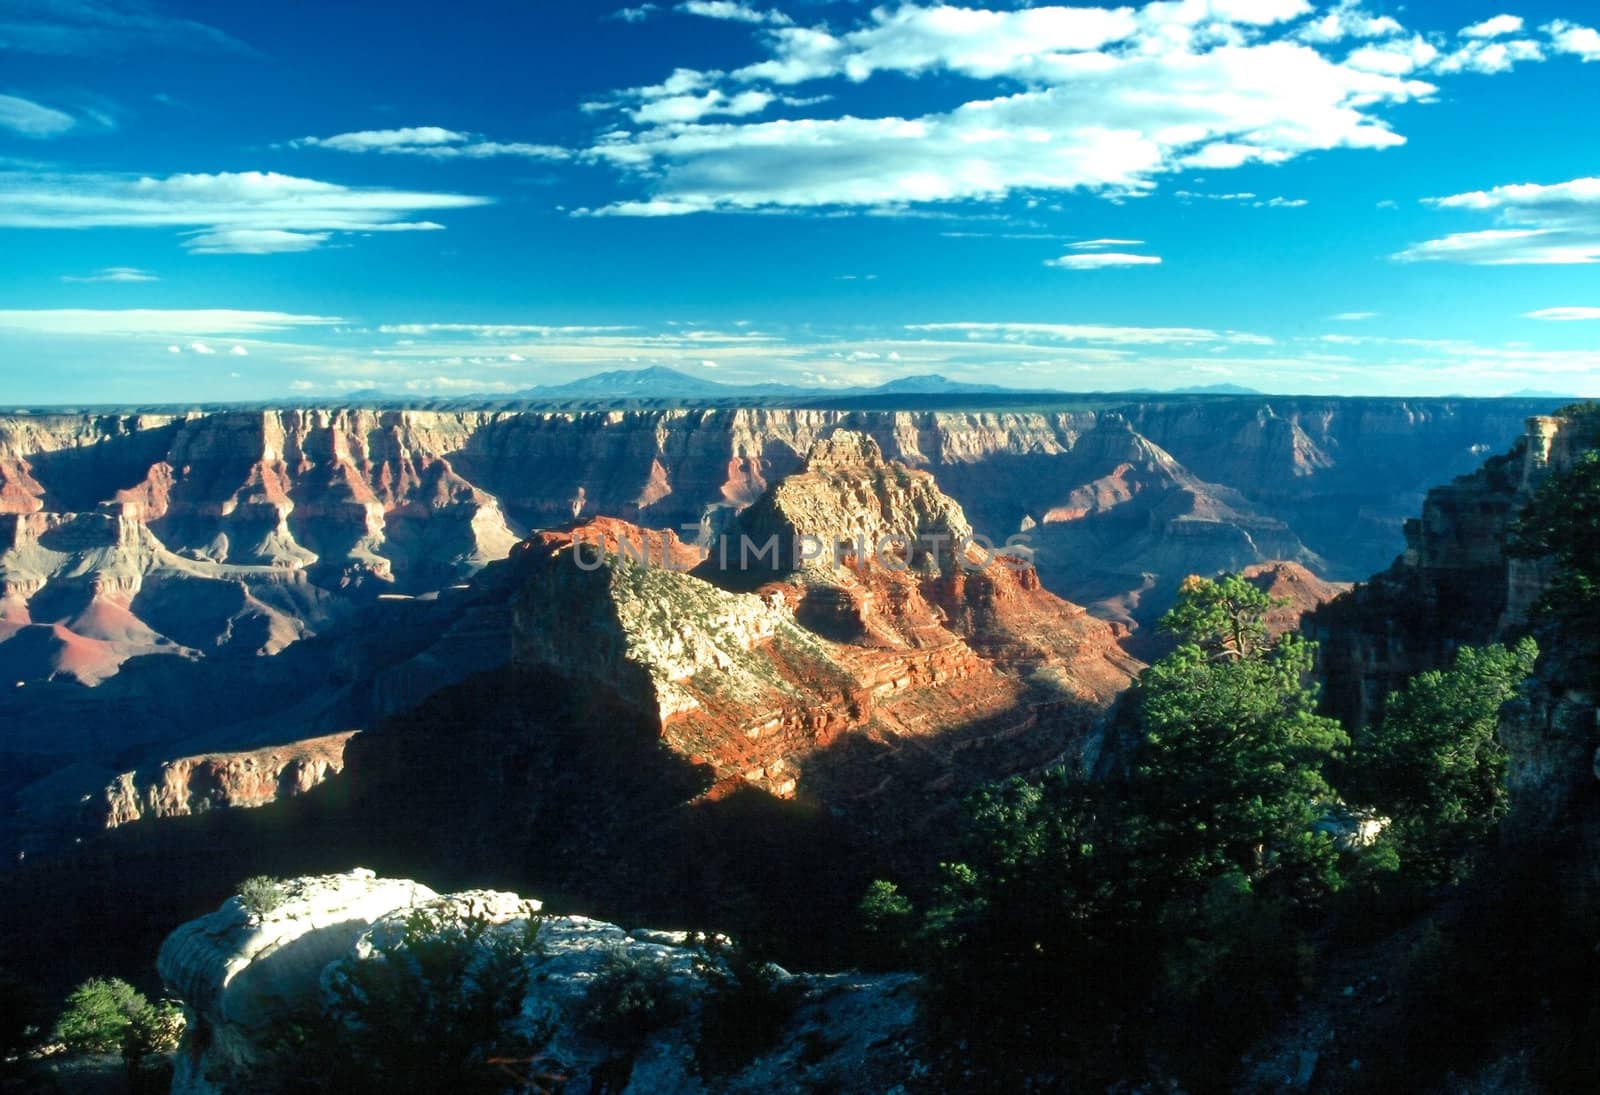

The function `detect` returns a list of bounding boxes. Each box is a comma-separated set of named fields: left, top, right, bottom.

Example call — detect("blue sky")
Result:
left=3, top=0, right=1600, bottom=403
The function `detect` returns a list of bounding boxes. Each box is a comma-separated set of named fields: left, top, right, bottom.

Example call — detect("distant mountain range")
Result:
left=517, top=366, right=1048, bottom=401
left=290, top=367, right=1270, bottom=409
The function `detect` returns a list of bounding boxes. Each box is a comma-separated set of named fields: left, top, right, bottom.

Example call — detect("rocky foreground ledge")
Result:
left=157, top=869, right=925, bottom=1094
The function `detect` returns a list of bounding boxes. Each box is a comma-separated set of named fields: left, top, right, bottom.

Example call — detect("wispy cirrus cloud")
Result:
left=61, top=266, right=158, bottom=282
left=0, top=309, right=339, bottom=335
left=1046, top=251, right=1162, bottom=269
left=1397, top=176, right=1600, bottom=265
left=290, top=126, right=569, bottom=161
left=0, top=0, right=247, bottom=55
left=1525, top=307, right=1600, bottom=321
left=0, top=93, right=75, bottom=137
left=905, top=321, right=1269, bottom=346
left=0, top=168, right=490, bottom=254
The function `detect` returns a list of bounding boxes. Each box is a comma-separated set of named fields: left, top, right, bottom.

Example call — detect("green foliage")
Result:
left=236, top=876, right=285, bottom=919
left=1509, top=444, right=1600, bottom=673
left=692, top=938, right=804, bottom=1078
left=1347, top=639, right=1537, bottom=882
left=580, top=949, right=686, bottom=1047
left=899, top=571, right=1359, bottom=1088
left=269, top=907, right=548, bottom=1095
left=1160, top=572, right=1280, bottom=660
left=855, top=880, right=914, bottom=966
left=1134, top=629, right=1349, bottom=897
left=51, top=977, right=146, bottom=1054
left=123, top=1000, right=184, bottom=1095
left=122, top=999, right=184, bottom=1062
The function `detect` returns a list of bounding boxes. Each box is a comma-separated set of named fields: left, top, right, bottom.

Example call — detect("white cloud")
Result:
left=1545, top=20, right=1600, bottom=61
left=1046, top=251, right=1162, bottom=269
left=291, top=127, right=568, bottom=160
left=1525, top=307, right=1600, bottom=321
left=230, top=344, right=249, bottom=356
left=1294, top=1, right=1404, bottom=44
left=1460, top=15, right=1524, bottom=40
left=189, top=341, right=215, bottom=354
left=612, top=4, right=659, bottom=22
left=1176, top=190, right=1306, bottom=207
left=377, top=323, right=634, bottom=337
left=0, top=94, right=75, bottom=137
left=1399, top=177, right=1600, bottom=265
left=1434, top=36, right=1543, bottom=75
left=0, top=169, right=489, bottom=253
left=1330, top=311, right=1378, bottom=321
left=1070, top=238, right=1145, bottom=248
left=60, top=266, right=159, bottom=283
left=0, top=309, right=340, bottom=336
left=1345, top=35, right=1440, bottom=76
left=167, top=345, right=181, bottom=353
left=678, top=1, right=791, bottom=26
left=905, top=321, right=1262, bottom=345
left=582, top=1, right=1440, bottom=216
left=186, top=228, right=332, bottom=254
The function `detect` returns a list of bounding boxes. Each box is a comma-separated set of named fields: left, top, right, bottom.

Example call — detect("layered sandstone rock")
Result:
left=97, top=731, right=356, bottom=828
left=507, top=438, right=1139, bottom=808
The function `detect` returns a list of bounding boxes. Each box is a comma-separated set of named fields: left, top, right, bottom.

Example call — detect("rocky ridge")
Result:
left=511, top=433, right=1140, bottom=803
left=158, top=868, right=924, bottom=1095
left=1313, top=411, right=1600, bottom=829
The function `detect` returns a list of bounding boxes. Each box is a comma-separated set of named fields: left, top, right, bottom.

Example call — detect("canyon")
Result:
left=0, top=397, right=1548, bottom=851
left=3, top=396, right=1595, bottom=1084
left=0, top=397, right=1550, bottom=856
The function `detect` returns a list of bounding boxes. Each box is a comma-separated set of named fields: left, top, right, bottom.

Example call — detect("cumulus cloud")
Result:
left=581, top=2, right=1438, bottom=216
left=290, top=126, right=569, bottom=160
left=1046, top=251, right=1162, bottom=269
left=1460, top=15, right=1524, bottom=40
left=60, top=266, right=159, bottom=283
left=678, top=1, right=791, bottom=26
left=1545, top=20, right=1600, bottom=61
left=0, top=169, right=489, bottom=253
left=1398, top=177, right=1600, bottom=265
left=1294, top=1, right=1404, bottom=43
left=230, top=345, right=249, bottom=355
left=0, top=93, right=75, bottom=137
left=1525, top=307, right=1600, bottom=321
left=0, top=309, right=340, bottom=335
left=1434, top=35, right=1543, bottom=75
